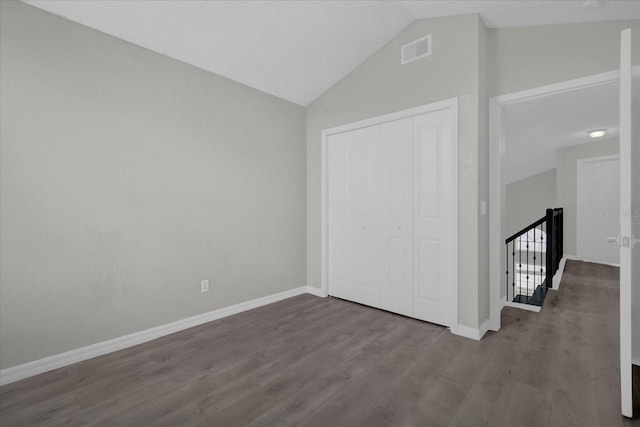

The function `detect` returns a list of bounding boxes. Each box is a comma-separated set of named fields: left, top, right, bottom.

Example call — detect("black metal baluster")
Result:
left=526, top=233, right=530, bottom=303
left=512, top=241, right=515, bottom=303
left=519, top=237, right=522, bottom=303
left=540, top=222, right=545, bottom=285
left=533, top=226, right=537, bottom=297
left=506, top=241, right=509, bottom=303
left=546, top=208, right=553, bottom=288
left=558, top=208, right=563, bottom=264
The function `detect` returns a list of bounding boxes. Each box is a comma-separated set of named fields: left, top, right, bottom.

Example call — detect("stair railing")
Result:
left=505, top=208, right=563, bottom=306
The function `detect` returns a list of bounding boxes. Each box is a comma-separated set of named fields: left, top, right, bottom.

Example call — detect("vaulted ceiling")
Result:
left=22, top=0, right=640, bottom=106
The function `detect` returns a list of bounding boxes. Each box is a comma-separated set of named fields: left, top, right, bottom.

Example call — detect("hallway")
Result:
left=495, top=259, right=633, bottom=426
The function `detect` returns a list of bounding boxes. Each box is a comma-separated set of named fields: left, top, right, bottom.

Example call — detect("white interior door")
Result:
left=619, top=28, right=638, bottom=419
left=413, top=110, right=454, bottom=326
left=577, top=156, right=620, bottom=265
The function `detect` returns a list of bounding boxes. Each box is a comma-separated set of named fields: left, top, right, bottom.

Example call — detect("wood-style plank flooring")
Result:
left=1, top=260, right=637, bottom=426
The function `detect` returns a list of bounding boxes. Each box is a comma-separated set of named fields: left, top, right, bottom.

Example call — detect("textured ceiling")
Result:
left=22, top=0, right=640, bottom=106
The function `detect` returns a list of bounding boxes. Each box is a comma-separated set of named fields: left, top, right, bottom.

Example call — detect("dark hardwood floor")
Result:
left=1, top=260, right=637, bottom=426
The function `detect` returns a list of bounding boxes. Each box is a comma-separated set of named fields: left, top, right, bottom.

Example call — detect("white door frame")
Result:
left=619, top=28, right=634, bottom=418
left=320, top=97, right=459, bottom=333
left=576, top=155, right=620, bottom=265
left=488, top=69, right=639, bottom=331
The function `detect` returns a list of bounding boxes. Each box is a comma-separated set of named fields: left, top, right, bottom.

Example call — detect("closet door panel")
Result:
left=413, top=110, right=454, bottom=327
left=328, top=132, right=353, bottom=301
left=349, top=126, right=381, bottom=308
left=377, top=118, right=413, bottom=316
left=417, top=239, right=440, bottom=301
left=328, top=126, right=381, bottom=308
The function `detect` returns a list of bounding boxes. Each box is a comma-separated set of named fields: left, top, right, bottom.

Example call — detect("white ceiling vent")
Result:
left=401, top=34, right=432, bottom=65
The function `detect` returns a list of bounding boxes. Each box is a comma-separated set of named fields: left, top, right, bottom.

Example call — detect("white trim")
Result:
left=320, top=98, right=458, bottom=139
left=552, top=256, right=575, bottom=290
left=619, top=28, right=633, bottom=419
left=320, top=98, right=459, bottom=333
left=489, top=67, right=640, bottom=333
left=503, top=301, right=542, bottom=312
left=453, top=319, right=491, bottom=341
left=306, top=286, right=327, bottom=297
left=478, top=319, right=490, bottom=340
left=0, top=286, right=308, bottom=386
left=576, top=155, right=620, bottom=264
left=450, top=99, right=460, bottom=335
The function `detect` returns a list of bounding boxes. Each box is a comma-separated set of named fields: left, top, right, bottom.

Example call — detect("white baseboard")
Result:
left=453, top=319, right=490, bottom=341
left=503, top=301, right=541, bottom=312
left=478, top=319, right=490, bottom=340
left=488, top=296, right=507, bottom=332
left=306, top=286, right=327, bottom=297
left=500, top=295, right=507, bottom=309
left=0, top=286, right=308, bottom=386
left=552, top=256, right=573, bottom=290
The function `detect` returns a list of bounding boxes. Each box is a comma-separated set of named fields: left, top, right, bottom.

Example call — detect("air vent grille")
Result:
left=401, top=34, right=432, bottom=65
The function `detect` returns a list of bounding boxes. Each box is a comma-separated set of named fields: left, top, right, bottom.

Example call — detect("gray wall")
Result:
left=506, top=169, right=557, bottom=238
left=557, top=139, right=619, bottom=256
left=0, top=1, right=306, bottom=369
left=488, top=20, right=640, bottom=98
left=307, top=14, right=487, bottom=329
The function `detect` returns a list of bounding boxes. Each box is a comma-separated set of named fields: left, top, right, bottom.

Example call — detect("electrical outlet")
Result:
left=201, top=279, right=209, bottom=293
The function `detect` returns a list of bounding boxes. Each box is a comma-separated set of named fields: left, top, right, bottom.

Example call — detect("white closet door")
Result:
left=328, top=125, right=381, bottom=308
left=375, top=118, right=414, bottom=317
left=413, top=110, right=454, bottom=327
left=328, top=119, right=414, bottom=312
left=328, top=108, right=454, bottom=328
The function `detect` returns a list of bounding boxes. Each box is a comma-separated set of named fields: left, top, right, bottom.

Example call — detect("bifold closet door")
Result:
left=327, top=108, right=454, bottom=327
left=412, top=110, right=454, bottom=326
left=327, top=118, right=413, bottom=315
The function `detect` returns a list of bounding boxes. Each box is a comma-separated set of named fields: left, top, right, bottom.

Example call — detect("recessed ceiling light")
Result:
left=588, top=129, right=607, bottom=138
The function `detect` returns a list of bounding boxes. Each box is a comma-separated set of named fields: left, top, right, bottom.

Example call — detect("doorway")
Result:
left=489, top=69, right=623, bottom=331
left=490, top=57, right=639, bottom=418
